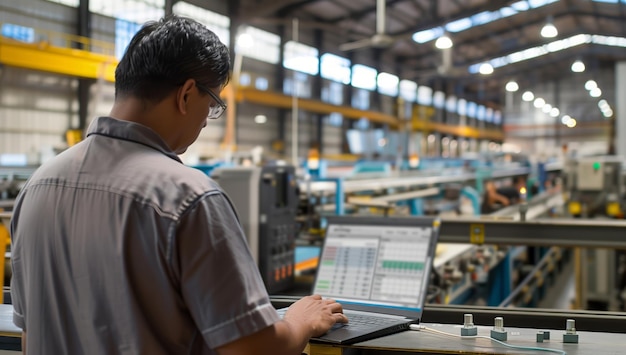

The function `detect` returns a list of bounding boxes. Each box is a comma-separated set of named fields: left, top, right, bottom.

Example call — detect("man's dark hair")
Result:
left=115, top=15, right=230, bottom=102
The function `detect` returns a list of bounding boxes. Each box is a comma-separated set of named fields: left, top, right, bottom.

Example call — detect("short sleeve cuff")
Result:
left=201, top=302, right=280, bottom=348
left=13, top=310, right=25, bottom=330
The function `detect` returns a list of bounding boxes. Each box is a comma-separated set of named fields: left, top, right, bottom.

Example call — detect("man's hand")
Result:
left=216, top=295, right=348, bottom=355
left=283, top=295, right=348, bottom=337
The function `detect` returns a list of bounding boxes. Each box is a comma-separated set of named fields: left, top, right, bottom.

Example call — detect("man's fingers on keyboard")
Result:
left=335, top=313, right=349, bottom=323
left=328, top=302, right=343, bottom=312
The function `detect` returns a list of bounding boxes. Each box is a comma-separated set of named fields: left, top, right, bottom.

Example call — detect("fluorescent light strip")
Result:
left=412, top=0, right=558, bottom=43
left=468, top=33, right=626, bottom=74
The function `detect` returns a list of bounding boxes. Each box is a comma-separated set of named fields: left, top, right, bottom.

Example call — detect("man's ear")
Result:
left=176, top=79, right=196, bottom=115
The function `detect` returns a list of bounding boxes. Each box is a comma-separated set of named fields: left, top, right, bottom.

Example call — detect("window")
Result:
left=351, top=89, right=370, bottom=110
left=403, top=102, right=413, bottom=120
left=457, top=98, right=467, bottom=116
left=236, top=26, right=280, bottom=64
left=399, top=80, right=417, bottom=102
left=417, top=85, right=433, bottom=106
left=91, top=0, right=164, bottom=24
left=486, top=107, right=494, bottom=122
left=446, top=95, right=457, bottom=113
left=433, top=91, right=445, bottom=109
left=320, top=53, right=351, bottom=84
left=321, top=82, right=344, bottom=105
left=255, top=77, right=269, bottom=91
left=477, top=105, right=486, bottom=121
left=283, top=72, right=311, bottom=98
left=1, top=24, right=34, bottom=43
left=355, top=118, right=370, bottom=130
left=494, top=111, right=503, bottom=125
left=377, top=72, right=399, bottom=96
left=351, top=64, right=377, bottom=91
left=239, top=72, right=252, bottom=86
left=467, top=102, right=477, bottom=118
left=283, top=41, right=319, bottom=75
left=346, top=130, right=364, bottom=154
left=173, top=2, right=230, bottom=44
left=325, top=113, right=343, bottom=127
left=115, top=19, right=142, bottom=59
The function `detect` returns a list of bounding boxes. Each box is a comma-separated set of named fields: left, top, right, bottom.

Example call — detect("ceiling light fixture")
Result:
left=542, top=104, right=553, bottom=113
left=522, top=91, right=534, bottom=101
left=254, top=114, right=267, bottom=124
left=566, top=118, right=577, bottom=128
left=533, top=97, right=546, bottom=108
left=479, top=63, right=494, bottom=75
left=571, top=59, right=585, bottom=73
left=561, top=115, right=572, bottom=125
left=505, top=80, right=519, bottom=92
left=590, top=87, right=602, bottom=97
left=540, top=17, right=558, bottom=38
left=550, top=107, right=560, bottom=117
left=585, top=80, right=598, bottom=91
left=435, top=33, right=453, bottom=49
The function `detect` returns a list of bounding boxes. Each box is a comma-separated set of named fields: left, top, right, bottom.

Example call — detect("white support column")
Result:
left=616, top=62, right=626, bottom=157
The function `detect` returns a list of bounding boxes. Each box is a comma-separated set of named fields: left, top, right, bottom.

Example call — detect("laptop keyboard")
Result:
left=339, top=312, right=404, bottom=330
left=277, top=308, right=406, bottom=331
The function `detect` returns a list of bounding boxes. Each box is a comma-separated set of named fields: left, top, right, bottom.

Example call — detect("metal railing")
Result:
left=1, top=22, right=115, bottom=57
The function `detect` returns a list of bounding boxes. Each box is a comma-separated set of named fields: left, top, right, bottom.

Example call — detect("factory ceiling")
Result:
left=224, top=0, right=626, bottom=120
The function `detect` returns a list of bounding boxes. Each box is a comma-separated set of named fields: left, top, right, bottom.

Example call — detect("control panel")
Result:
left=212, top=165, right=297, bottom=293
left=576, top=160, right=605, bottom=191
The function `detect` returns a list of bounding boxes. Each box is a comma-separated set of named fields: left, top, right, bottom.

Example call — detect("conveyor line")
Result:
left=300, top=167, right=530, bottom=195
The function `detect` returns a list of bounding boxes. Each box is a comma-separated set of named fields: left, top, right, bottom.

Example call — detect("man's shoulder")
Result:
left=25, top=145, right=225, bottom=218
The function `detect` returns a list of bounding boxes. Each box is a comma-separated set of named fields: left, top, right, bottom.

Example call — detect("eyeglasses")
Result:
left=196, top=82, right=227, bottom=119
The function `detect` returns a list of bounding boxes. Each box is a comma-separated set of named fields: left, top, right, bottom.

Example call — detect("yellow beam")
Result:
left=0, top=37, right=117, bottom=82
left=235, top=87, right=400, bottom=127
left=0, top=35, right=503, bottom=141
left=410, top=105, right=503, bottom=140
left=420, top=121, right=504, bottom=141
left=232, top=87, right=504, bottom=140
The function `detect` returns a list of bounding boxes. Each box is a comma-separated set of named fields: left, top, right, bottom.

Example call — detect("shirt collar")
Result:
left=86, top=116, right=182, bottom=163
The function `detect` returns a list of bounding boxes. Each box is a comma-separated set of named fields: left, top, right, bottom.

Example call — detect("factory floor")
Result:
left=537, top=258, right=576, bottom=310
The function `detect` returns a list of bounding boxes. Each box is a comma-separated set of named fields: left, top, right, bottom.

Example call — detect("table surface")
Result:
left=1, top=303, right=624, bottom=354
left=0, top=305, right=19, bottom=338
left=311, top=322, right=626, bottom=354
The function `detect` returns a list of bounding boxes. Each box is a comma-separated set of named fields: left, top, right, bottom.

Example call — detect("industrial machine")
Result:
left=0, top=166, right=35, bottom=203
left=561, top=156, right=626, bottom=310
left=564, top=156, right=624, bottom=218
left=212, top=165, right=298, bottom=294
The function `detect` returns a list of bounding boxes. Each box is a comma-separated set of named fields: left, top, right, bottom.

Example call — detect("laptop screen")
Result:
left=313, top=217, right=439, bottom=315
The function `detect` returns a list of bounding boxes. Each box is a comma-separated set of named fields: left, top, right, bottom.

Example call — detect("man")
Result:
left=10, top=15, right=346, bottom=354
left=480, top=180, right=511, bottom=214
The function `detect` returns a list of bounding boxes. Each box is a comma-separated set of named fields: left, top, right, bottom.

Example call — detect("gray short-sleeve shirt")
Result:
left=10, top=116, right=280, bottom=354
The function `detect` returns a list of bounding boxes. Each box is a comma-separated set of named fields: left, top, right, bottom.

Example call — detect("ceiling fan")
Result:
left=339, top=0, right=396, bottom=52
left=407, top=45, right=469, bottom=79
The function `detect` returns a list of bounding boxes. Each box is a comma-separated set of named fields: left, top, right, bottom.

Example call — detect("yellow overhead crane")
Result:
left=0, top=26, right=503, bottom=142
left=0, top=32, right=117, bottom=82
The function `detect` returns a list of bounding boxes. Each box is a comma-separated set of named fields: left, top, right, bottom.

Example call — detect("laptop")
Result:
left=284, top=215, right=440, bottom=344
